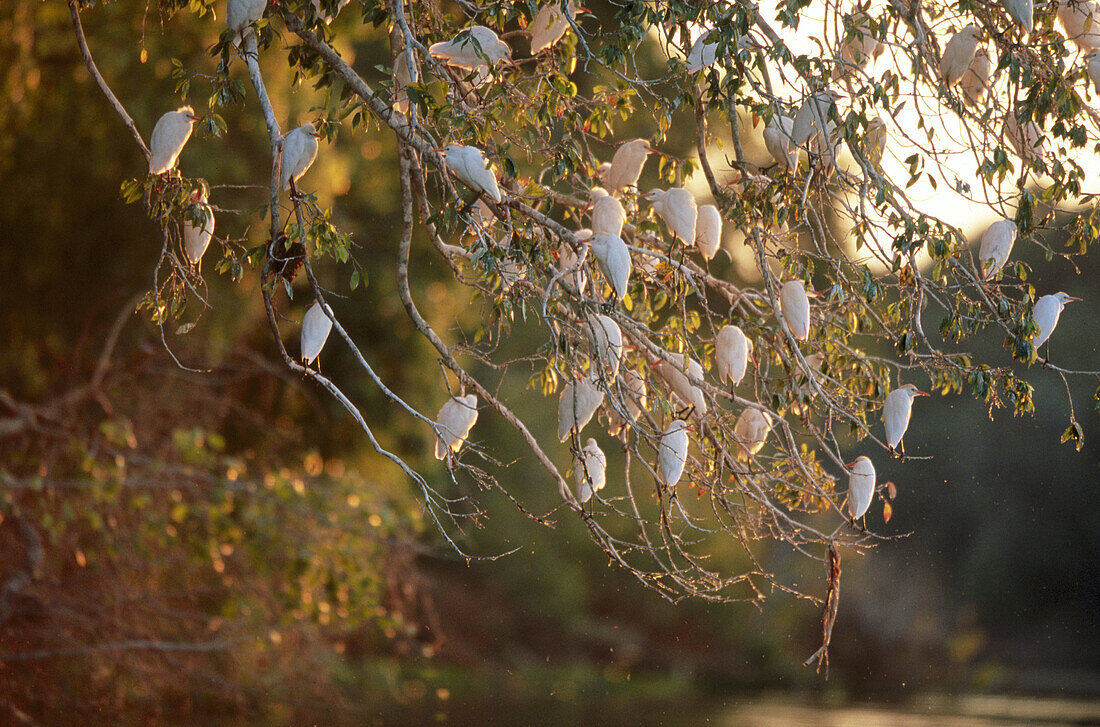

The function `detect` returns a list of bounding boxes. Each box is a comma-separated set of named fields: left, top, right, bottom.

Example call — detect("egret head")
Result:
left=962, top=24, right=984, bottom=41
left=178, top=105, right=199, bottom=122
left=301, top=122, right=321, bottom=138
left=642, top=188, right=665, bottom=202
left=1053, top=292, right=1083, bottom=305
left=1088, top=49, right=1100, bottom=62
left=899, top=383, right=930, bottom=397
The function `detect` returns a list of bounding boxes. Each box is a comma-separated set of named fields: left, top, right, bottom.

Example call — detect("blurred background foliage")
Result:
left=0, top=0, right=1097, bottom=724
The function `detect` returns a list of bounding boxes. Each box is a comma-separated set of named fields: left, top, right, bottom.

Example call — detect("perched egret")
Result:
left=694, top=204, right=722, bottom=260
left=281, top=123, right=321, bottom=190
left=149, top=106, right=199, bottom=175
left=1002, top=0, right=1034, bottom=34
left=960, top=47, right=993, bottom=107
left=1032, top=292, right=1081, bottom=349
left=978, top=219, right=1017, bottom=279
left=839, top=9, right=884, bottom=76
left=686, top=30, right=719, bottom=72
left=847, top=456, right=876, bottom=519
left=182, top=190, right=215, bottom=266
left=558, top=376, right=605, bottom=441
left=300, top=302, right=333, bottom=366
left=779, top=280, right=812, bottom=341
left=438, top=144, right=502, bottom=203
left=883, top=384, right=929, bottom=451
left=644, top=188, right=697, bottom=244
left=575, top=438, right=607, bottom=503
left=940, top=25, right=983, bottom=87
left=655, top=352, right=707, bottom=416
left=596, top=161, right=612, bottom=187
left=588, top=314, right=623, bottom=381
left=589, top=232, right=631, bottom=302
left=530, top=0, right=580, bottom=54
left=809, top=120, right=841, bottom=179
left=656, top=420, right=689, bottom=488
left=589, top=187, right=626, bottom=237
left=393, top=49, right=415, bottom=115
left=605, top=139, right=651, bottom=195
left=792, top=90, right=843, bottom=148
left=862, top=116, right=887, bottom=167
left=1056, top=0, right=1100, bottom=50
left=558, top=230, right=590, bottom=295
left=433, top=394, right=479, bottom=460
left=1005, top=114, right=1043, bottom=162
left=429, top=25, right=512, bottom=72
left=311, top=0, right=351, bottom=23
left=763, top=114, right=799, bottom=172
left=715, top=325, right=752, bottom=387
left=226, top=0, right=267, bottom=44
left=733, top=407, right=773, bottom=462
left=608, top=367, right=648, bottom=435
left=800, top=352, right=824, bottom=377
left=1087, top=50, right=1100, bottom=94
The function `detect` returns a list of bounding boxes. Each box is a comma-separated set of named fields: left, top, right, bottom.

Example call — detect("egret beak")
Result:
left=189, top=114, right=201, bottom=122
left=845, top=460, right=856, bottom=468
left=1066, top=295, right=1083, bottom=302
left=916, top=390, right=930, bottom=397
left=430, top=147, right=446, bottom=154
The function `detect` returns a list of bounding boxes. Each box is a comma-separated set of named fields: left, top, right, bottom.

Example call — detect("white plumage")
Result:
left=558, top=230, right=589, bottom=295
left=530, top=0, right=578, bottom=54
left=589, top=232, right=632, bottom=302
left=715, top=325, right=751, bottom=387
left=434, top=394, right=479, bottom=460
left=575, top=438, right=607, bottom=503
left=440, top=144, right=502, bottom=204
left=1032, top=292, right=1081, bottom=348
left=686, top=30, right=718, bottom=72
left=733, top=407, right=773, bottom=462
left=1002, top=0, right=1034, bottom=33
left=839, top=10, right=883, bottom=76
left=656, top=420, right=689, bottom=488
left=281, top=123, right=321, bottom=190
left=589, top=187, right=625, bottom=237
left=791, top=90, right=842, bottom=148
left=763, top=114, right=799, bottom=172
left=960, top=47, right=993, bottom=107
left=644, top=188, right=697, bottom=244
left=605, top=139, right=651, bottom=195
left=1057, top=0, right=1100, bottom=49
left=940, top=25, right=982, bottom=86
left=588, top=314, right=623, bottom=381
left=430, top=25, right=511, bottom=69
left=149, top=106, right=198, bottom=175
left=226, top=0, right=267, bottom=43
left=183, top=190, right=215, bottom=266
left=608, top=367, right=648, bottom=434
left=977, top=219, right=1017, bottom=279
left=301, top=302, right=333, bottom=366
left=1005, top=114, right=1043, bottom=161
left=655, top=351, right=707, bottom=417
left=393, top=49, right=415, bottom=115
left=883, top=384, right=929, bottom=450
left=558, top=376, right=605, bottom=442
left=779, top=280, right=812, bottom=341
left=1087, top=50, right=1100, bottom=94
left=694, top=204, right=722, bottom=260
left=847, top=456, right=876, bottom=519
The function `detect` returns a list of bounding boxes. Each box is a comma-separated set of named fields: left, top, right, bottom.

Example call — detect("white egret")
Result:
left=588, top=314, right=623, bottom=381
left=792, top=90, right=842, bottom=148
left=715, top=325, right=752, bottom=387
left=644, top=188, right=697, bottom=244
left=608, top=367, right=647, bottom=435
left=694, top=204, right=722, bottom=260
left=763, top=114, right=798, bottom=172
left=839, top=9, right=884, bottom=76
left=656, top=420, right=689, bottom=488
left=1032, top=292, right=1081, bottom=349
left=281, top=123, right=321, bottom=190
left=557, top=376, right=605, bottom=442
left=779, top=280, right=812, bottom=341
left=977, top=218, right=1017, bottom=279
left=589, top=232, right=631, bottom=302
left=800, top=352, right=824, bottom=377
left=605, top=139, right=651, bottom=195
left=393, top=49, right=415, bottom=115
left=438, top=144, right=502, bottom=203
left=311, top=0, right=351, bottom=23
left=883, top=384, right=929, bottom=451
left=686, top=30, right=719, bottom=72
left=1005, top=114, right=1043, bottom=162
left=429, top=25, right=512, bottom=73
left=589, top=187, right=625, bottom=237
left=960, top=47, right=993, bottom=107
left=655, top=351, right=707, bottom=417
left=1087, top=50, right=1100, bottom=94
left=530, top=0, right=580, bottom=54
left=301, top=302, right=333, bottom=366
left=182, top=190, right=215, bottom=266
left=149, top=106, right=199, bottom=175
left=575, top=438, right=607, bottom=503
left=1056, top=0, right=1100, bottom=50
left=733, top=407, right=773, bottom=462
left=847, top=456, right=876, bottom=519
left=1002, top=0, right=1034, bottom=34
left=940, top=25, right=983, bottom=87
left=226, top=0, right=267, bottom=44
left=433, top=394, right=479, bottom=460
left=558, top=229, right=589, bottom=295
